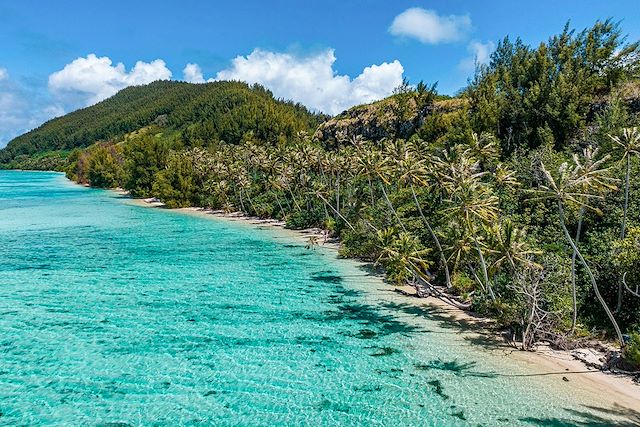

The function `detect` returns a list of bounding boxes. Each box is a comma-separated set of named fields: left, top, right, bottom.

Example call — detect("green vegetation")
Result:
left=0, top=80, right=324, bottom=167
left=2, top=20, right=640, bottom=362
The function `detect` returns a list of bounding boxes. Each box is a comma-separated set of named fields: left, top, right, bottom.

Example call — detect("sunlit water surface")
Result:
left=0, top=171, right=629, bottom=426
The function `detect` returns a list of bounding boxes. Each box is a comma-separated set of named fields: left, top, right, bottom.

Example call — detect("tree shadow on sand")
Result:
left=414, top=359, right=498, bottom=378
left=380, top=301, right=502, bottom=346
left=522, top=404, right=640, bottom=426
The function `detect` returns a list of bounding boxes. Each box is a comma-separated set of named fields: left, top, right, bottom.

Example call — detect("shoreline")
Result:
left=126, top=197, right=640, bottom=411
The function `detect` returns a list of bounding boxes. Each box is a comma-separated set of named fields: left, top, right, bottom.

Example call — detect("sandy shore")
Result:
left=127, top=199, right=640, bottom=411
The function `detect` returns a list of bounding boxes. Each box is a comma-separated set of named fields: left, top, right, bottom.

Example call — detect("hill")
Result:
left=0, top=80, right=324, bottom=167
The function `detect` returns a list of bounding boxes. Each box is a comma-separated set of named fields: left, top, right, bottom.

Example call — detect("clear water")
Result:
left=0, top=171, right=632, bottom=426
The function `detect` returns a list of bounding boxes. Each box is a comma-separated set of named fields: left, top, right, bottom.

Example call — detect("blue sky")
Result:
left=1, top=0, right=639, bottom=146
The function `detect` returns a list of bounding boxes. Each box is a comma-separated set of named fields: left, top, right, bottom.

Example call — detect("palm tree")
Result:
left=374, top=144, right=407, bottom=232
left=609, top=127, right=640, bottom=310
left=313, top=181, right=356, bottom=231
left=397, top=141, right=453, bottom=288
left=437, top=147, right=500, bottom=300
left=531, top=160, right=624, bottom=347
left=568, top=147, right=617, bottom=331
left=376, top=227, right=472, bottom=309
left=487, top=219, right=541, bottom=274
left=354, top=146, right=379, bottom=206
left=463, top=132, right=500, bottom=171
left=609, top=127, right=640, bottom=240
left=376, top=228, right=431, bottom=287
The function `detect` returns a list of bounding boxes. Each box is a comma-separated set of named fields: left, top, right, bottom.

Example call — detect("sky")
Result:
left=1, top=0, right=639, bottom=147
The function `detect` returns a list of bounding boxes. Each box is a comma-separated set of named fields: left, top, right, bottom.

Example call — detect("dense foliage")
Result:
left=3, top=20, right=640, bottom=360
left=0, top=80, right=324, bottom=166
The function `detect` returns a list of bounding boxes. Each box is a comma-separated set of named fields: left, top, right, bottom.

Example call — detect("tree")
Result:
left=397, top=140, right=452, bottom=288
left=532, top=159, right=624, bottom=347
left=124, top=134, right=171, bottom=197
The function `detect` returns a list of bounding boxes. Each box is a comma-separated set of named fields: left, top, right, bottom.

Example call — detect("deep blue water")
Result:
left=0, top=171, right=628, bottom=426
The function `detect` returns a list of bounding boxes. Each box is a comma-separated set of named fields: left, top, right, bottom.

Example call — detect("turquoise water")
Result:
left=0, top=171, right=632, bottom=426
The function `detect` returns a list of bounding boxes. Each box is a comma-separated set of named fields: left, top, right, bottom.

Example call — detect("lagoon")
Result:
left=0, top=170, right=634, bottom=426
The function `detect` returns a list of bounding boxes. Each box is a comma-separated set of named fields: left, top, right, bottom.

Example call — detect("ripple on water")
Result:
left=0, top=171, right=633, bottom=426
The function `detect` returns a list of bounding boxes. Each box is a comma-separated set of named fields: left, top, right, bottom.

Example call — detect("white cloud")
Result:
left=1, top=49, right=404, bottom=146
left=458, top=40, right=495, bottom=73
left=48, top=54, right=172, bottom=108
left=183, top=63, right=208, bottom=83
left=213, top=49, right=404, bottom=114
left=389, top=8, right=471, bottom=44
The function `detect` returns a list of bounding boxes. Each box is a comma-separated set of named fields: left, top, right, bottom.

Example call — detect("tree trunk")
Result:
left=558, top=201, right=624, bottom=347
left=236, top=187, right=246, bottom=212
left=410, top=182, right=452, bottom=288
left=368, top=176, right=375, bottom=206
left=316, top=192, right=355, bottom=231
left=617, top=156, right=631, bottom=313
left=273, top=191, right=285, bottom=217
left=380, top=182, right=406, bottom=232
left=473, top=233, right=495, bottom=301
left=570, top=207, right=584, bottom=334
left=335, top=173, right=340, bottom=218
left=288, top=187, right=302, bottom=212
left=245, top=189, right=258, bottom=215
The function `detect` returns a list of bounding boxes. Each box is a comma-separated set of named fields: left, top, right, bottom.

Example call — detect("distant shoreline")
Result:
left=123, top=193, right=640, bottom=412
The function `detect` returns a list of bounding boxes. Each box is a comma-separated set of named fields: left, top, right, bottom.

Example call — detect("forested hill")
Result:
left=0, top=80, right=324, bottom=166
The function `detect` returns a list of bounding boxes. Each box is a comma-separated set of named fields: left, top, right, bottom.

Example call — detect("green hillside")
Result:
left=0, top=80, right=324, bottom=167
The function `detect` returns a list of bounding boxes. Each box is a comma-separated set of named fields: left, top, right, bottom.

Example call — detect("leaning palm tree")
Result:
left=398, top=142, right=452, bottom=288
left=609, top=127, right=640, bottom=310
left=313, top=181, right=356, bottom=231
left=530, top=160, right=624, bottom=347
left=437, top=148, right=500, bottom=300
left=374, top=144, right=407, bottom=232
left=609, top=127, right=640, bottom=240
left=376, top=228, right=431, bottom=287
left=568, top=147, right=617, bottom=330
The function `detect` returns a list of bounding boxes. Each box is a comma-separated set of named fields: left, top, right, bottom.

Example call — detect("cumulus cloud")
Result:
left=458, top=40, right=495, bottom=72
left=183, top=63, right=208, bottom=83
left=48, top=54, right=172, bottom=108
left=389, top=7, right=471, bottom=44
left=1, top=49, right=404, bottom=146
left=213, top=49, right=404, bottom=114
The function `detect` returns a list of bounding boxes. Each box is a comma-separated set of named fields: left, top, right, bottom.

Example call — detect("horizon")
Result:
left=1, top=1, right=639, bottom=147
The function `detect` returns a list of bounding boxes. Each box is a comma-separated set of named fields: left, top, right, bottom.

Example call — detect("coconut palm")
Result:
left=354, top=146, right=380, bottom=206
left=568, top=147, right=617, bottom=330
left=486, top=219, right=542, bottom=274
left=531, top=160, right=624, bottom=347
left=463, top=132, right=500, bottom=170
left=609, top=127, right=640, bottom=240
left=374, top=145, right=407, bottom=232
left=438, top=149, right=500, bottom=300
left=313, top=181, right=355, bottom=231
left=376, top=227, right=431, bottom=288
left=609, top=127, right=640, bottom=309
left=397, top=141, right=453, bottom=288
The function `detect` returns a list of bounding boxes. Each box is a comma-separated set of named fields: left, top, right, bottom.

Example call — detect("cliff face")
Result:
left=314, top=96, right=467, bottom=147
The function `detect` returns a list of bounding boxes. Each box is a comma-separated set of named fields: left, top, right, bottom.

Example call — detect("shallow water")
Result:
left=0, top=171, right=632, bottom=426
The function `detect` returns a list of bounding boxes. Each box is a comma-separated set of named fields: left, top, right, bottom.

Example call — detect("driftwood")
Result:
left=401, top=268, right=472, bottom=310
